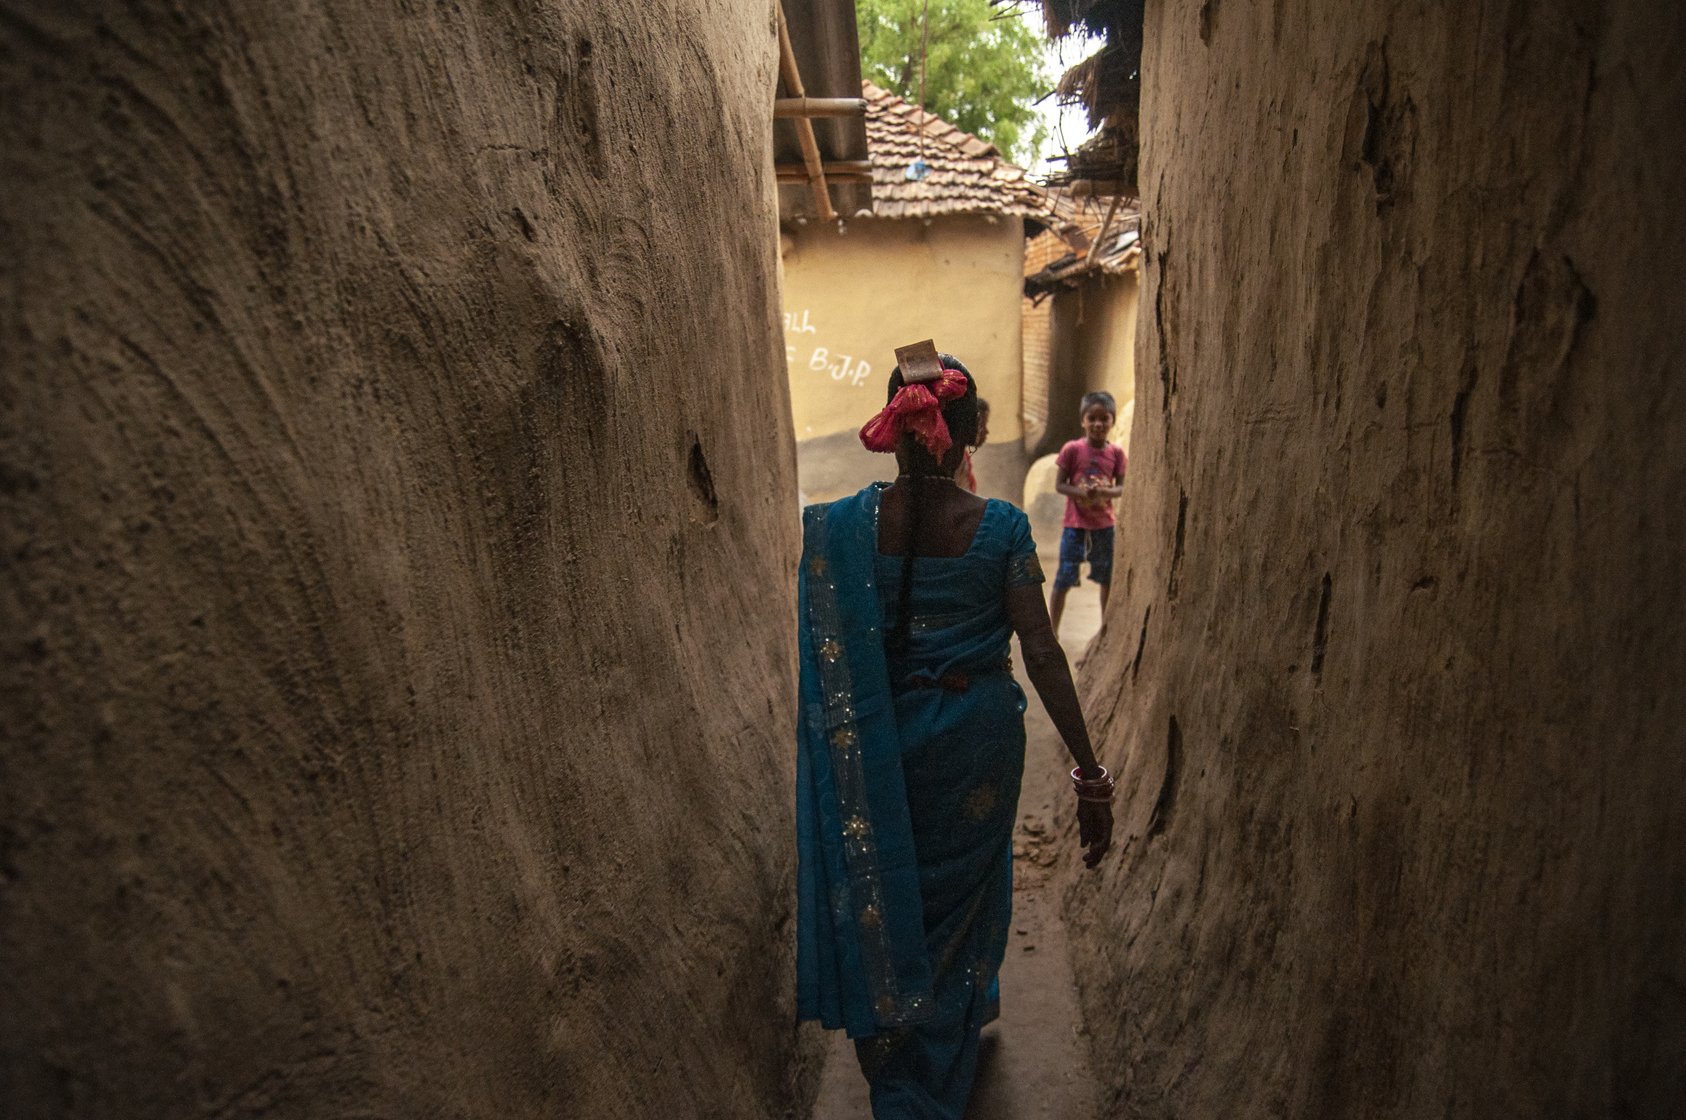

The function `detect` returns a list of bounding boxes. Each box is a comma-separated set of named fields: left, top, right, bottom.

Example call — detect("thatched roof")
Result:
left=1054, top=40, right=1141, bottom=130
left=856, top=81, right=1055, bottom=221
left=1017, top=0, right=1145, bottom=196
left=1029, top=0, right=1142, bottom=43
left=1044, top=126, right=1139, bottom=196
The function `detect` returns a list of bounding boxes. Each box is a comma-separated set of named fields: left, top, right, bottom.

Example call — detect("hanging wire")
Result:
left=919, top=0, right=930, bottom=144
left=906, top=0, right=932, bottom=181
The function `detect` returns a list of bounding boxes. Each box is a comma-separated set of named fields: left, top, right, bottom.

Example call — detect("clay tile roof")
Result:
left=1022, top=195, right=1142, bottom=297
left=860, top=80, right=1055, bottom=221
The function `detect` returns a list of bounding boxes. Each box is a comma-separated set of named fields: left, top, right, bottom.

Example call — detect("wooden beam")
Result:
left=775, top=2, right=836, bottom=222
left=774, top=97, right=867, bottom=119
left=775, top=160, right=873, bottom=183
left=1086, top=192, right=1123, bottom=267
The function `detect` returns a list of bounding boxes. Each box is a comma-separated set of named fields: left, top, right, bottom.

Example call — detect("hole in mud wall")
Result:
left=687, top=435, right=719, bottom=523
left=1167, top=488, right=1188, bottom=599
left=1130, top=604, right=1152, bottom=682
left=1311, top=572, right=1333, bottom=677
left=1147, top=714, right=1182, bottom=839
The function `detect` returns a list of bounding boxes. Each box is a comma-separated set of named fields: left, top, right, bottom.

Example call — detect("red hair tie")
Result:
left=859, top=367, right=969, bottom=458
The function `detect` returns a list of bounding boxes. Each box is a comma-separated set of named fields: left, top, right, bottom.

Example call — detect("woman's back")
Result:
left=868, top=484, right=1038, bottom=682
left=876, top=478, right=988, bottom=558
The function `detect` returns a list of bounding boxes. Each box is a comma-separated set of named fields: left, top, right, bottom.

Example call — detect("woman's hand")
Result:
left=1005, top=583, right=1116, bottom=870
left=1077, top=799, right=1113, bottom=869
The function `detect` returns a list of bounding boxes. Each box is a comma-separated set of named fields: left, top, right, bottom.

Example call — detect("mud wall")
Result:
left=1065, top=1, right=1686, bottom=1117
left=782, top=216, right=1028, bottom=503
left=0, top=3, right=806, bottom=1118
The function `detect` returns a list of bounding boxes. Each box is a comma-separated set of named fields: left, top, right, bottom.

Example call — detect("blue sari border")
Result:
left=796, top=486, right=934, bottom=1037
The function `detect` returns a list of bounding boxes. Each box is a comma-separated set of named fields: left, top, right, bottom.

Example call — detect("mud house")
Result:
left=781, top=81, right=1058, bottom=504
left=1024, top=203, right=1141, bottom=455
left=1037, top=1, right=1686, bottom=1117
left=6, top=0, right=1680, bottom=1116
left=1020, top=201, right=1142, bottom=541
left=2, top=3, right=819, bottom=1116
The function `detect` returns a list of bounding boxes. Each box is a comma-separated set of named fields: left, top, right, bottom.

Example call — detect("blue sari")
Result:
left=797, top=483, right=1045, bottom=1118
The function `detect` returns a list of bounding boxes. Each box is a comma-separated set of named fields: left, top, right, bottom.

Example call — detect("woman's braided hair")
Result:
left=887, top=354, right=979, bottom=658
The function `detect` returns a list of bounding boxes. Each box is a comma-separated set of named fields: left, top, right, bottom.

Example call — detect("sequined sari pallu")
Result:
left=796, top=486, right=935, bottom=1038
left=797, top=483, right=1043, bottom=1119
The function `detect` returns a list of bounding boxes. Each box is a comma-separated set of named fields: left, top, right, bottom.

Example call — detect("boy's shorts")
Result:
left=1054, top=526, right=1115, bottom=590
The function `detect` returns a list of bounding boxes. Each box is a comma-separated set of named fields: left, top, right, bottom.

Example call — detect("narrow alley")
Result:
left=3, top=1, right=1682, bottom=1119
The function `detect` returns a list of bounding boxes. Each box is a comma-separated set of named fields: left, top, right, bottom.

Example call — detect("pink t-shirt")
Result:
left=1057, top=438, right=1126, bottom=529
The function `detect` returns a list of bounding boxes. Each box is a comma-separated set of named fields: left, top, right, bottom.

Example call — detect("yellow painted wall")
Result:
left=781, top=214, right=1024, bottom=440
left=1085, top=271, right=1139, bottom=449
left=780, top=215, right=1027, bottom=503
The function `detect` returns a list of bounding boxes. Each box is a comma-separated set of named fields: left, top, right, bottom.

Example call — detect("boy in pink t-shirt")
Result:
left=1051, top=391, right=1126, bottom=635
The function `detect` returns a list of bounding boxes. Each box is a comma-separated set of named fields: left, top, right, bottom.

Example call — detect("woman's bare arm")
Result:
left=1007, top=583, right=1113, bottom=867
left=1009, top=584, right=1098, bottom=771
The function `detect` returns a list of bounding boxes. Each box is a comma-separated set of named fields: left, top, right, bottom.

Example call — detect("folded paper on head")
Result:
left=894, top=339, right=944, bottom=384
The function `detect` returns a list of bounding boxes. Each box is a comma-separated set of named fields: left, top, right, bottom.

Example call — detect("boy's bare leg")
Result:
left=1049, top=584, right=1070, bottom=636
left=1098, top=582, right=1110, bottom=615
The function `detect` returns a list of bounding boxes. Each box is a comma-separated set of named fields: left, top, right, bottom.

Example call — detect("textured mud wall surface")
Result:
left=1, top=3, right=806, bottom=1118
left=1065, top=2, right=1686, bottom=1117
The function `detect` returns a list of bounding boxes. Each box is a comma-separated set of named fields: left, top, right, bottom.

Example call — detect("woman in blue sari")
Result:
left=796, top=352, right=1115, bottom=1118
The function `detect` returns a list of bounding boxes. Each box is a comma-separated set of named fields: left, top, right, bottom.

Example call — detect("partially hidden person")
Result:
left=1050, top=391, right=1126, bottom=636
left=955, top=396, right=989, bottom=493
left=796, top=352, right=1115, bottom=1119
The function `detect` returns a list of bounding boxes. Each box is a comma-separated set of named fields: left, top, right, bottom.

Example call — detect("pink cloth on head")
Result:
left=859, top=367, right=970, bottom=458
left=1057, top=439, right=1126, bottom=529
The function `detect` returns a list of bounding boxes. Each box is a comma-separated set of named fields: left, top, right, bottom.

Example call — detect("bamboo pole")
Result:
left=775, top=2, right=836, bottom=221
left=1086, top=192, right=1123, bottom=267
left=774, top=97, right=867, bottom=119
left=775, top=160, right=873, bottom=183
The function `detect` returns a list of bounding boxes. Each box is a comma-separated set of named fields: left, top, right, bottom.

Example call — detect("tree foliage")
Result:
left=856, top=0, right=1049, bottom=166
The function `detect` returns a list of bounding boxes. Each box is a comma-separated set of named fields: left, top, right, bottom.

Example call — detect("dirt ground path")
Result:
left=811, top=572, right=1108, bottom=1119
